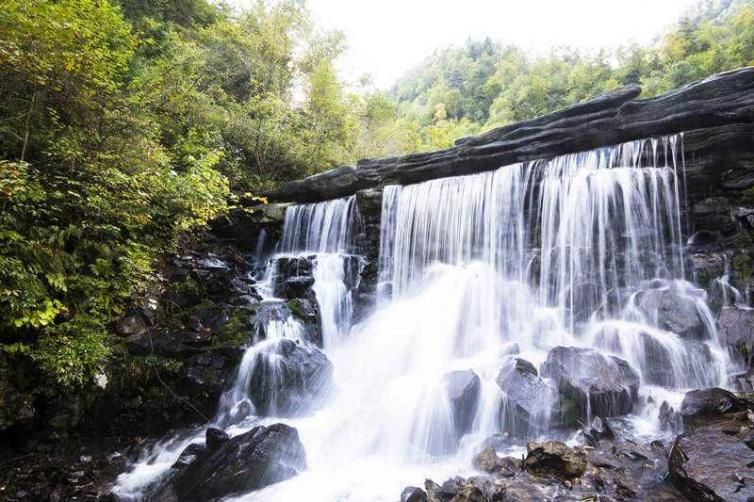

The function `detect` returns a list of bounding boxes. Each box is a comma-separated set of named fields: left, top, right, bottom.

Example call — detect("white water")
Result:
left=114, top=135, right=733, bottom=501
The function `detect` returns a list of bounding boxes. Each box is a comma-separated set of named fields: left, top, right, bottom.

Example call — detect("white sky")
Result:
left=231, top=0, right=700, bottom=89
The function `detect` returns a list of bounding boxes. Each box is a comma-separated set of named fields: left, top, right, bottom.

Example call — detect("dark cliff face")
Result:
left=264, top=67, right=754, bottom=204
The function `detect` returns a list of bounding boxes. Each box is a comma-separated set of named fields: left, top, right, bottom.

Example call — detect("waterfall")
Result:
left=114, top=135, right=733, bottom=501
left=279, top=195, right=360, bottom=254
left=380, top=136, right=686, bottom=327
left=277, top=196, right=361, bottom=346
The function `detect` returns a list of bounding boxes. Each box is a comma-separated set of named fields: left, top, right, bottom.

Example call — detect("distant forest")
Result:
left=1, top=0, right=753, bottom=387
left=382, top=0, right=754, bottom=156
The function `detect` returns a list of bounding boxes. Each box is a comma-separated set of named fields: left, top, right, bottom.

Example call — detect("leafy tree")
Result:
left=384, top=0, right=754, bottom=151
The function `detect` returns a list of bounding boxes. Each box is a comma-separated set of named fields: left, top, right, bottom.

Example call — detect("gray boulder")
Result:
left=400, top=486, right=428, bottom=502
left=669, top=426, right=754, bottom=501
left=442, top=370, right=481, bottom=439
left=248, top=339, right=333, bottom=416
left=541, top=346, right=640, bottom=427
left=637, top=287, right=706, bottom=339
left=496, top=358, right=557, bottom=437
left=718, top=306, right=754, bottom=361
left=680, top=387, right=752, bottom=427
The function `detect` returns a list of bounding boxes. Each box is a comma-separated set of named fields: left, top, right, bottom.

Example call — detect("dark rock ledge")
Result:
left=265, top=67, right=754, bottom=203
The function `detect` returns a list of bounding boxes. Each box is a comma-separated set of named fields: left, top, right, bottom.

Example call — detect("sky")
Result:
left=231, top=0, right=700, bottom=89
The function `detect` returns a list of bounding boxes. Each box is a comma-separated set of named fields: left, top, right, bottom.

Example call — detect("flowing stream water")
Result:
left=114, top=135, right=734, bottom=501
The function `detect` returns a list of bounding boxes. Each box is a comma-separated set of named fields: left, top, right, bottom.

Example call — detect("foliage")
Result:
left=382, top=0, right=754, bottom=153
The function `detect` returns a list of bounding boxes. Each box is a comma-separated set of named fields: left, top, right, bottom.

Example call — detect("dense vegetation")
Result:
left=0, top=0, right=358, bottom=385
left=369, top=0, right=754, bottom=154
left=1, top=0, right=753, bottom=387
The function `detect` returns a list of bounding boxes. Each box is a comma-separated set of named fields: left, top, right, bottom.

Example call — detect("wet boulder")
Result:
left=248, top=339, right=333, bottom=416
left=496, top=358, right=557, bottom=437
left=274, top=256, right=314, bottom=279
left=272, top=256, right=316, bottom=300
left=205, top=427, right=229, bottom=452
left=718, top=306, right=754, bottom=361
left=524, top=441, right=588, bottom=479
left=253, top=301, right=320, bottom=345
left=286, top=298, right=323, bottom=346
left=680, top=387, right=752, bottom=427
left=637, top=286, right=706, bottom=339
left=400, top=486, right=428, bottom=502
left=669, top=426, right=754, bottom=501
left=277, top=276, right=315, bottom=299
left=341, top=254, right=364, bottom=290
left=442, top=370, right=481, bottom=438
left=637, top=332, right=678, bottom=387
left=166, top=423, right=306, bottom=501
left=541, top=346, right=640, bottom=427
left=173, top=443, right=205, bottom=469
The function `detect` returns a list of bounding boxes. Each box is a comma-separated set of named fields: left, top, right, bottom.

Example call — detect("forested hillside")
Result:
left=371, top=0, right=754, bottom=154
left=1, top=0, right=753, bottom=390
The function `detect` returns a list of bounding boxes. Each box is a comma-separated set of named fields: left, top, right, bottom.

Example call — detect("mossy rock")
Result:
left=212, top=306, right=256, bottom=349
left=732, top=252, right=754, bottom=285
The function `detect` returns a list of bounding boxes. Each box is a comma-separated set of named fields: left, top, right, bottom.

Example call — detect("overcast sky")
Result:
left=230, top=0, right=699, bottom=89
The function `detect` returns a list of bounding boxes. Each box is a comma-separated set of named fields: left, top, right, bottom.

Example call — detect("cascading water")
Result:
left=113, top=196, right=361, bottom=499
left=114, top=134, right=734, bottom=501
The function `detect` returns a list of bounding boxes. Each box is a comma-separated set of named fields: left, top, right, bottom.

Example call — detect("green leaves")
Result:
left=386, top=1, right=754, bottom=148
left=0, top=1, right=232, bottom=388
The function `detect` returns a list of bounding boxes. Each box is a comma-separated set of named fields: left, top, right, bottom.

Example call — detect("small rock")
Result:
left=401, top=486, right=428, bottom=502
left=472, top=447, right=517, bottom=476
left=524, top=441, right=588, bottom=479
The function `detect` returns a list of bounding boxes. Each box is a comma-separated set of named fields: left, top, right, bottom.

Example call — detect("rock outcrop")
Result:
left=719, top=306, right=754, bottom=361
left=159, top=423, right=306, bottom=501
left=246, top=338, right=333, bottom=416
left=680, top=387, right=753, bottom=427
